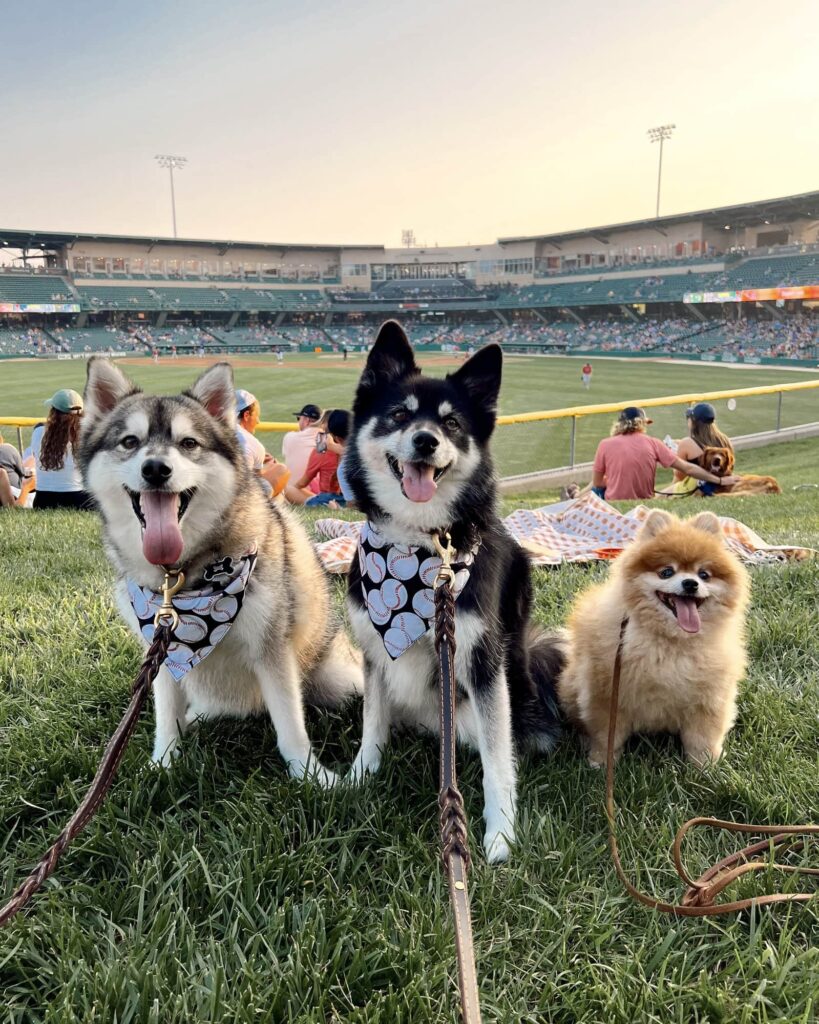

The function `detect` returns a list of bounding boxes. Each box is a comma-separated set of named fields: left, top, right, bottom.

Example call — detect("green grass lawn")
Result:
left=2, top=353, right=818, bottom=476
left=0, top=438, right=817, bottom=1022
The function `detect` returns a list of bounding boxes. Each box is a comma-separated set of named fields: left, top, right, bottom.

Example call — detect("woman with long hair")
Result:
left=31, top=389, right=93, bottom=510
left=667, top=402, right=734, bottom=495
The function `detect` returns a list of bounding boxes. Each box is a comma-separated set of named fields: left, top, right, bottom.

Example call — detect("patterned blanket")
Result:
left=314, top=492, right=815, bottom=573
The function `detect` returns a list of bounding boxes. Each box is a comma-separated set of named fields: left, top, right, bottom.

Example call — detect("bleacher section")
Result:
left=49, top=326, right=145, bottom=353
left=0, top=274, right=74, bottom=304
left=2, top=246, right=818, bottom=361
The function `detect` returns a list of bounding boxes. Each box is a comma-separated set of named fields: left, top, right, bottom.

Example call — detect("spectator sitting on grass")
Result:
left=31, top=389, right=93, bottom=510
left=591, top=406, right=738, bottom=501
left=665, top=402, right=735, bottom=496
left=0, top=434, right=35, bottom=507
left=235, top=389, right=290, bottom=498
left=288, top=409, right=350, bottom=507
left=282, top=402, right=322, bottom=487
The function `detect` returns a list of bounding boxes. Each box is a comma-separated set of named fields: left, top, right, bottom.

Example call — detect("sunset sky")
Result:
left=4, top=0, right=818, bottom=247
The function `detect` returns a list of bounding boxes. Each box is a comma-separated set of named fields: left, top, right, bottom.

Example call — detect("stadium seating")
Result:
left=0, top=274, right=74, bottom=304
left=48, top=326, right=146, bottom=353
left=0, top=326, right=55, bottom=355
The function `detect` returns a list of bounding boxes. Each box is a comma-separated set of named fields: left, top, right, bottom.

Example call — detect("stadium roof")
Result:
left=0, top=229, right=382, bottom=253
left=498, top=190, right=819, bottom=246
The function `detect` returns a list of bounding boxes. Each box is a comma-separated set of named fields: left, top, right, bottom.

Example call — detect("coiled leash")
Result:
left=432, top=532, right=483, bottom=1024
left=0, top=569, right=184, bottom=928
left=606, top=618, right=819, bottom=915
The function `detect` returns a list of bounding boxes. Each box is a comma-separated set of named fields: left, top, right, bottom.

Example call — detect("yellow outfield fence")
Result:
left=492, top=378, right=819, bottom=425
left=3, top=379, right=817, bottom=435
left=3, top=379, right=818, bottom=474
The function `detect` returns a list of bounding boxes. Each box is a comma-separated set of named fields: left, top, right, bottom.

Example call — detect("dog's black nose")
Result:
left=681, top=578, right=699, bottom=594
left=141, top=458, right=173, bottom=486
left=412, top=431, right=439, bottom=456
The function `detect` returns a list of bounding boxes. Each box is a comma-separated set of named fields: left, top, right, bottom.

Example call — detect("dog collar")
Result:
left=127, top=547, right=258, bottom=681
left=358, top=522, right=477, bottom=660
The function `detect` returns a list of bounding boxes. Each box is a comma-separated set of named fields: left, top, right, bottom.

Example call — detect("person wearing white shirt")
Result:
left=235, top=389, right=290, bottom=498
left=31, top=389, right=92, bottom=510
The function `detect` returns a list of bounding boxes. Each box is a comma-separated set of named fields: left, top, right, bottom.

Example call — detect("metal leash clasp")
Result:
left=154, top=568, right=185, bottom=630
left=431, top=531, right=456, bottom=589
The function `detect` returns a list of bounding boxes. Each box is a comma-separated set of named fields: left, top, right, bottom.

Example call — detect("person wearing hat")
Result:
left=666, top=402, right=736, bottom=496
left=235, top=388, right=290, bottom=498
left=590, top=406, right=738, bottom=501
left=281, top=403, right=322, bottom=499
left=31, top=388, right=92, bottom=510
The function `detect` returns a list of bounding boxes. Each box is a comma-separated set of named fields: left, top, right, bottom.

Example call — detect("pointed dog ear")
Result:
left=689, top=511, right=722, bottom=536
left=83, top=357, right=140, bottom=425
left=639, top=508, right=675, bottom=538
left=186, top=362, right=235, bottom=424
left=362, top=320, right=417, bottom=385
left=448, top=344, right=503, bottom=411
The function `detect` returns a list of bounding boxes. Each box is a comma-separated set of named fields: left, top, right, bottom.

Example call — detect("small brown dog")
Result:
left=557, top=509, right=750, bottom=767
left=701, top=447, right=782, bottom=495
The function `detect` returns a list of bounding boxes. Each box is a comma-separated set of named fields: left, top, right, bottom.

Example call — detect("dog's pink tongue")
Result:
left=141, top=492, right=184, bottom=566
left=402, top=461, right=437, bottom=503
left=675, top=597, right=701, bottom=634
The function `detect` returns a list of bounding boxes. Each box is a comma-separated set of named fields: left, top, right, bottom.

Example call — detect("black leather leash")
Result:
left=432, top=531, right=483, bottom=1024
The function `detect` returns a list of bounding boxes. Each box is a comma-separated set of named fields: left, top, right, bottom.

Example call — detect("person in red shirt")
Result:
left=290, top=410, right=351, bottom=507
left=581, top=362, right=593, bottom=389
left=591, top=407, right=737, bottom=500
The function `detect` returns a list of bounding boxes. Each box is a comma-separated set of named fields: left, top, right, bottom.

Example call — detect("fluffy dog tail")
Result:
left=306, top=632, right=364, bottom=707
left=514, top=628, right=567, bottom=752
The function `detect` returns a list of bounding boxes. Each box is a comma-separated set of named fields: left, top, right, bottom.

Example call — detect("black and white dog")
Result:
left=345, top=321, right=560, bottom=862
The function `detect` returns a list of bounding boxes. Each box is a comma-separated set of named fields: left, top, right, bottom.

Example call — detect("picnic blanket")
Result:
left=314, top=492, right=816, bottom=573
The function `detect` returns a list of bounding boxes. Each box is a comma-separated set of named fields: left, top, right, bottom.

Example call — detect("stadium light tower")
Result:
left=647, top=125, right=675, bottom=218
left=155, top=154, right=187, bottom=237
left=401, top=229, right=416, bottom=248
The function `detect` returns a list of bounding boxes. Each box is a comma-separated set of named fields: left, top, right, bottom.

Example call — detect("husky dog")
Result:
left=79, top=358, right=361, bottom=785
left=344, top=321, right=560, bottom=863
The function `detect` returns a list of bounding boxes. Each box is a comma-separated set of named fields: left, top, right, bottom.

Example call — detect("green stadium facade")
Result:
left=1, top=190, right=817, bottom=363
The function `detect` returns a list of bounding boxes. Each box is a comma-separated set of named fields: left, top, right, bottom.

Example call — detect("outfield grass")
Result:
left=0, top=440, right=817, bottom=1022
left=2, top=353, right=818, bottom=476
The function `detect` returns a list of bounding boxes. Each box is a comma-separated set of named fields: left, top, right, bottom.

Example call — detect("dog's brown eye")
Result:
left=120, top=435, right=140, bottom=450
left=698, top=569, right=711, bottom=580
left=658, top=566, right=675, bottom=579
left=391, top=409, right=409, bottom=425
left=180, top=437, right=199, bottom=451
left=443, top=416, right=460, bottom=431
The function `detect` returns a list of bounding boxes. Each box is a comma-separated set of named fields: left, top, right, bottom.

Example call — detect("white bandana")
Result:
left=127, top=548, right=257, bottom=681
left=358, top=522, right=476, bottom=659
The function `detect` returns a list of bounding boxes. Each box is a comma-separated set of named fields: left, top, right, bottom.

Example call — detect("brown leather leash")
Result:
left=0, top=569, right=183, bottom=928
left=432, top=531, right=483, bottom=1024
left=606, top=618, right=819, bottom=915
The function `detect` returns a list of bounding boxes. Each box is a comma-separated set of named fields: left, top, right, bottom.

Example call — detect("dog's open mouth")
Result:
left=125, top=487, right=195, bottom=566
left=656, top=591, right=705, bottom=634
left=386, top=454, right=450, bottom=503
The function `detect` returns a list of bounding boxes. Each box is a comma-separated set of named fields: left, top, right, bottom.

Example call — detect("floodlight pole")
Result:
left=647, top=125, right=675, bottom=218
left=155, top=155, right=187, bottom=237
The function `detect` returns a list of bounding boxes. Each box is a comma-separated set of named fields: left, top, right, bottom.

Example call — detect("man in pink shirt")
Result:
left=281, top=403, right=322, bottom=492
left=592, top=407, right=736, bottom=500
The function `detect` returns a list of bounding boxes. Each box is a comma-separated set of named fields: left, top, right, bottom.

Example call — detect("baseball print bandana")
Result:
left=358, top=522, right=477, bottom=660
left=127, top=548, right=258, bottom=682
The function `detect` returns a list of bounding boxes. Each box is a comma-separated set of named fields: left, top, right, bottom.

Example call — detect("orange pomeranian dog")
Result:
left=557, top=509, right=750, bottom=768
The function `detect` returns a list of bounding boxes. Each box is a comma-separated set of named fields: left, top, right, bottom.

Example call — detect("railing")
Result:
left=3, top=379, right=818, bottom=468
